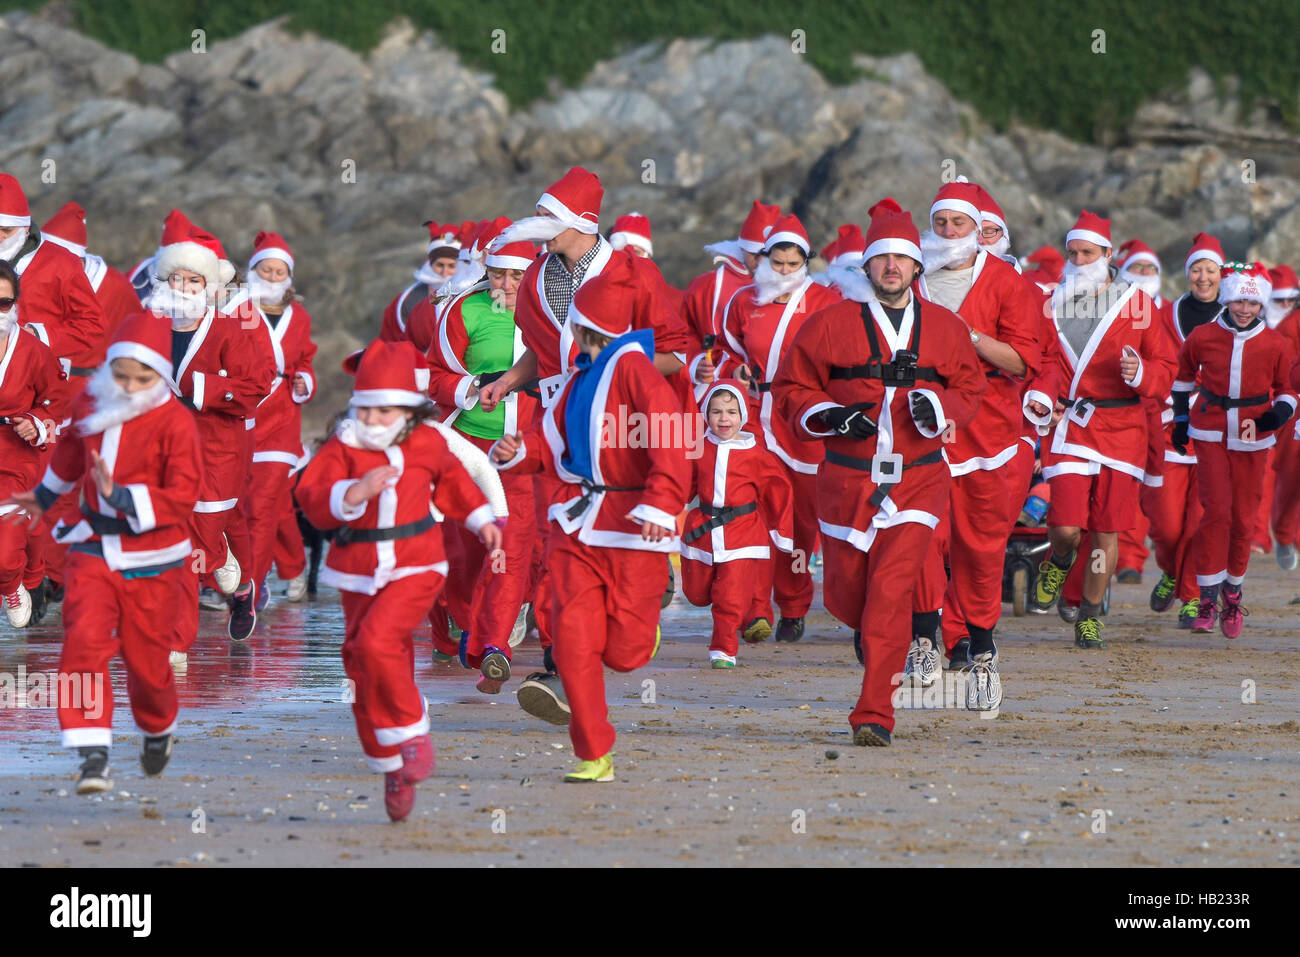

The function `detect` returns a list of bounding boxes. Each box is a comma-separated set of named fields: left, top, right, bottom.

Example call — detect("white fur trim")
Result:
left=351, top=388, right=426, bottom=408
left=1065, top=228, right=1111, bottom=249
left=330, top=480, right=367, bottom=522
left=43, top=233, right=86, bottom=259
left=863, top=238, right=923, bottom=266
left=763, top=230, right=809, bottom=255
left=931, top=198, right=981, bottom=224
left=123, top=484, right=157, bottom=533
left=609, top=231, right=653, bottom=256
left=629, top=503, right=677, bottom=532
left=463, top=503, right=495, bottom=535
left=106, top=341, right=176, bottom=388
left=537, top=191, right=599, bottom=235
left=155, top=241, right=219, bottom=286
left=191, top=371, right=206, bottom=410
left=248, top=247, right=294, bottom=273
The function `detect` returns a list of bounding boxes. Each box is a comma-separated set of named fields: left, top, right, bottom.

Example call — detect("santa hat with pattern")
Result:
left=344, top=339, right=432, bottom=407
left=106, top=311, right=179, bottom=390
left=1268, top=264, right=1299, bottom=299
left=1184, top=232, right=1224, bottom=277
left=610, top=212, right=653, bottom=256
left=1218, top=261, right=1272, bottom=306
left=536, top=166, right=603, bottom=235
left=738, top=201, right=781, bottom=254
left=248, top=230, right=294, bottom=274
left=0, top=174, right=31, bottom=228
left=1066, top=210, right=1112, bottom=250
left=567, top=254, right=637, bottom=339
left=41, top=202, right=89, bottom=258
left=762, top=213, right=811, bottom=256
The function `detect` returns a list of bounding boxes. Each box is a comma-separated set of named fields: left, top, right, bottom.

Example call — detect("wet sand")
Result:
left=1, top=558, right=1297, bottom=867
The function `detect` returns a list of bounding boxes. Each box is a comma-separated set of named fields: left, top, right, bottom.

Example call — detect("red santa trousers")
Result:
left=58, top=551, right=182, bottom=747
left=1272, top=434, right=1300, bottom=547
left=681, top=555, right=755, bottom=658
left=548, top=538, right=666, bottom=761
left=770, top=463, right=817, bottom=618
left=1117, top=509, right=1151, bottom=573
left=1140, top=462, right=1203, bottom=601
left=1193, top=442, right=1270, bottom=587
left=823, top=522, right=935, bottom=734
left=1252, top=452, right=1276, bottom=551
left=340, top=570, right=442, bottom=772
left=241, top=460, right=295, bottom=589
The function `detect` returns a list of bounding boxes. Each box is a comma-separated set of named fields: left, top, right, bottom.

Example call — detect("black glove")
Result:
left=910, top=391, right=938, bottom=431
left=1172, top=419, right=1189, bottom=456
left=1252, top=401, right=1292, bottom=434
left=822, top=402, right=877, bottom=439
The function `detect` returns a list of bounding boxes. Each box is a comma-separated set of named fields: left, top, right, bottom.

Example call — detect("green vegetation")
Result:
left=4, top=0, right=1297, bottom=142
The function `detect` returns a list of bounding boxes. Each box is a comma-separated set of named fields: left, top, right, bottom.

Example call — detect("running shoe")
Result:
left=966, top=652, right=1003, bottom=711
left=228, top=584, right=256, bottom=641
left=1149, top=572, right=1177, bottom=612
left=76, top=748, right=110, bottom=794
left=741, top=617, right=772, bottom=643
left=903, top=636, right=940, bottom=688
left=1177, top=597, right=1200, bottom=629
left=774, top=616, right=805, bottom=642
left=398, top=734, right=434, bottom=785
left=516, top=672, right=571, bottom=726
left=478, top=647, right=511, bottom=694
left=1073, top=616, right=1105, bottom=649
left=852, top=723, right=891, bottom=747
left=1032, top=556, right=1072, bottom=611
left=1219, top=589, right=1246, bottom=639
left=385, top=770, right=415, bottom=821
left=140, top=734, right=173, bottom=777
left=565, top=753, right=614, bottom=783
left=1277, top=544, right=1298, bottom=571
left=4, top=586, right=31, bottom=628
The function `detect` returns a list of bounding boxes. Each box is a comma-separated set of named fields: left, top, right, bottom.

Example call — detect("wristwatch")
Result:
left=970, top=329, right=982, bottom=345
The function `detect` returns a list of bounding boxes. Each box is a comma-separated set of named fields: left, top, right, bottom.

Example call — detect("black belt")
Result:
left=755, top=381, right=772, bottom=393
left=828, top=363, right=941, bottom=387
left=516, top=377, right=541, bottom=399
left=682, top=501, right=757, bottom=544
left=77, top=504, right=134, bottom=537
left=68, top=366, right=96, bottom=377
left=333, top=513, right=436, bottom=545
left=1199, top=387, right=1269, bottom=410
left=826, top=448, right=945, bottom=508
left=1062, top=397, right=1139, bottom=409
left=564, top=479, right=647, bottom=520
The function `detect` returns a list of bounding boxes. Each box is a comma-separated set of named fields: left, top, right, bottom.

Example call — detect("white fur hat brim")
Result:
left=154, top=241, right=220, bottom=287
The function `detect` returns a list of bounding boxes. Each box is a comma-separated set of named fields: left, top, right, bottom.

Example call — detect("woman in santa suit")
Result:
left=234, top=232, right=318, bottom=610
left=426, top=231, right=539, bottom=693
left=705, top=213, right=842, bottom=643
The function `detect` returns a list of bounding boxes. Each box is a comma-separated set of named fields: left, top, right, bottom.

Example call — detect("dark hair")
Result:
left=767, top=241, right=807, bottom=263
left=0, top=260, right=19, bottom=300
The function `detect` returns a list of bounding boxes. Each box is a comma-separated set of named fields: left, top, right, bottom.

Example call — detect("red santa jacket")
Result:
left=379, top=280, right=433, bottom=343
left=513, top=240, right=696, bottom=408
left=1174, top=315, right=1298, bottom=452
left=0, top=328, right=64, bottom=486
left=82, top=256, right=139, bottom=362
left=12, top=234, right=106, bottom=368
left=172, top=308, right=277, bottom=506
left=716, top=277, right=843, bottom=474
left=1021, top=283, right=1065, bottom=443
left=427, top=281, right=540, bottom=439
left=681, top=257, right=751, bottom=345
left=491, top=330, right=691, bottom=552
left=680, top=430, right=794, bottom=565
left=40, top=390, right=201, bottom=573
left=295, top=420, right=494, bottom=595
left=918, top=251, right=1041, bottom=473
left=774, top=293, right=986, bottom=552
left=244, top=302, right=318, bottom=462
left=1041, top=283, right=1178, bottom=482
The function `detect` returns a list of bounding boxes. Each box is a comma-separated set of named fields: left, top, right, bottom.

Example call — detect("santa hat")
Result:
left=1268, top=264, right=1299, bottom=299
left=0, top=174, right=31, bottom=229
left=930, top=180, right=983, bottom=226
left=154, top=222, right=234, bottom=289
left=738, top=201, right=781, bottom=254
left=159, top=209, right=194, bottom=247
left=568, top=255, right=637, bottom=339
left=863, top=204, right=923, bottom=270
left=975, top=186, right=1008, bottom=236
left=485, top=236, right=537, bottom=272
left=454, top=220, right=478, bottom=251
left=1219, top=262, right=1272, bottom=306
left=248, top=230, right=294, bottom=274
left=609, top=212, right=653, bottom=256
left=867, top=197, right=903, bottom=219
left=700, top=379, right=749, bottom=428
left=41, top=202, right=89, bottom=258
left=1116, top=238, right=1160, bottom=272
left=536, top=166, right=603, bottom=235
left=1184, top=232, right=1224, bottom=276
left=424, top=221, right=462, bottom=256
left=470, top=216, right=514, bottom=260
left=105, top=312, right=178, bottom=390
left=763, top=214, right=811, bottom=256
left=1024, top=246, right=1065, bottom=283
left=344, top=339, right=432, bottom=408
left=822, top=224, right=866, bottom=267
left=1066, top=210, right=1112, bottom=250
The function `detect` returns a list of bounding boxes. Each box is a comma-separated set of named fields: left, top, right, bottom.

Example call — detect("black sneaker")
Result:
left=76, top=747, right=110, bottom=794
left=852, top=723, right=891, bottom=747
left=28, top=580, right=49, bottom=626
left=46, top=577, right=65, bottom=604
left=947, top=636, right=971, bottom=671
left=852, top=630, right=863, bottom=665
left=774, top=616, right=805, bottom=642
left=140, top=734, right=173, bottom=777
left=228, top=584, right=257, bottom=641
left=1115, top=568, right=1142, bottom=584
left=516, top=672, right=571, bottom=726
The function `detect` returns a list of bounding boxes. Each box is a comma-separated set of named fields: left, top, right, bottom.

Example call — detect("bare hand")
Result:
left=479, top=380, right=507, bottom=413
left=636, top=518, right=671, bottom=543
left=1051, top=399, right=1066, bottom=427
left=90, top=450, right=114, bottom=500
left=491, top=433, right=523, bottom=464
left=478, top=522, right=503, bottom=553
left=344, top=465, right=400, bottom=506
left=1, top=490, right=43, bottom=526
left=12, top=417, right=37, bottom=443
left=292, top=374, right=309, bottom=397
left=694, top=356, right=716, bottom=384
left=1027, top=400, right=1050, bottom=419
left=1120, top=348, right=1140, bottom=383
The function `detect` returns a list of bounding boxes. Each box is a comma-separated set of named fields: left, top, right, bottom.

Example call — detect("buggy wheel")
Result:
left=1101, top=582, right=1111, bottom=616
left=1012, top=565, right=1028, bottom=617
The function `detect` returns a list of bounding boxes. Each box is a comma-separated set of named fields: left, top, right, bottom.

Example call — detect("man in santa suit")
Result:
left=902, top=182, right=1038, bottom=692
left=701, top=213, right=842, bottom=643
left=1022, top=246, right=1065, bottom=294
left=1031, top=211, right=1179, bottom=648
left=773, top=204, right=986, bottom=744
left=608, top=211, right=685, bottom=310
left=1267, top=264, right=1300, bottom=570
left=378, top=220, right=465, bottom=343
left=680, top=201, right=779, bottom=346
left=42, top=203, right=138, bottom=348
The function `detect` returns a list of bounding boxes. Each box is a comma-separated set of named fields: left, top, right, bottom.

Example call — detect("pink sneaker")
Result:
left=1191, top=599, right=1218, bottom=633
left=385, top=771, right=416, bottom=822
left=1220, top=589, right=1247, bottom=639
left=399, top=734, right=435, bottom=785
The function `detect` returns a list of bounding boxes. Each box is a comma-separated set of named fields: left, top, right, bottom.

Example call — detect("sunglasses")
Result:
left=0, top=297, right=15, bottom=309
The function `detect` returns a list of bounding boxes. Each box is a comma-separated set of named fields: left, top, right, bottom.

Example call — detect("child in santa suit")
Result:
left=296, top=340, right=500, bottom=821
left=680, top=380, right=794, bottom=668
left=489, top=258, right=691, bottom=782
left=2, top=313, right=201, bottom=793
left=0, top=261, right=64, bottom=627
left=1173, top=263, right=1297, bottom=637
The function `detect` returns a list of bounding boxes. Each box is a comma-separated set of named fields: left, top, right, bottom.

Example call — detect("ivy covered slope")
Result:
left=3, top=0, right=1298, bottom=142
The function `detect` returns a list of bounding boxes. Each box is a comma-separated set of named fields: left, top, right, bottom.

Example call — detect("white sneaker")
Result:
left=508, top=602, right=530, bottom=648
left=286, top=572, right=308, bottom=602
left=1277, top=543, right=1298, bottom=572
left=966, top=652, right=1003, bottom=712
left=168, top=650, right=188, bottom=674
left=198, top=587, right=228, bottom=611
left=4, top=586, right=32, bottom=628
left=213, top=547, right=241, bottom=596
left=902, top=636, right=940, bottom=688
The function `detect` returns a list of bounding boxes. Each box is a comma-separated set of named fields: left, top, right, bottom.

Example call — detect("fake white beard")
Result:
left=78, top=365, right=173, bottom=436
left=1055, top=257, right=1112, bottom=302
left=751, top=258, right=808, bottom=306
left=413, top=261, right=448, bottom=288
left=1264, top=299, right=1291, bottom=329
left=250, top=275, right=292, bottom=306
left=435, top=258, right=486, bottom=302
left=823, top=264, right=876, bottom=303
left=0, top=227, right=29, bottom=262
left=703, top=239, right=746, bottom=268
left=920, top=229, right=980, bottom=273
left=492, top=215, right=565, bottom=247
left=1119, top=266, right=1162, bottom=301
left=0, top=306, right=15, bottom=337
left=146, top=281, right=209, bottom=327
left=982, top=233, right=1011, bottom=260
left=337, top=411, right=408, bottom=451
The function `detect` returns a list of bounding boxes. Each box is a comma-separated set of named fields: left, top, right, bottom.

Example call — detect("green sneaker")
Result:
left=1074, top=615, right=1106, bottom=649
left=432, top=649, right=457, bottom=663
left=1149, top=572, right=1177, bottom=612
left=651, top=625, right=662, bottom=659
left=710, top=655, right=736, bottom=669
left=564, top=753, right=614, bottom=783
left=1033, top=556, right=1072, bottom=611
left=1177, top=597, right=1200, bottom=630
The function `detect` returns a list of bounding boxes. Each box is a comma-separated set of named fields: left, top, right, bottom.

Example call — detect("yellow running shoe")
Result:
left=651, top=625, right=661, bottom=659
left=1033, top=554, right=1073, bottom=611
left=564, top=753, right=614, bottom=783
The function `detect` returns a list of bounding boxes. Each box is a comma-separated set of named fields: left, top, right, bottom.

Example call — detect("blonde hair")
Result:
left=576, top=325, right=613, bottom=351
